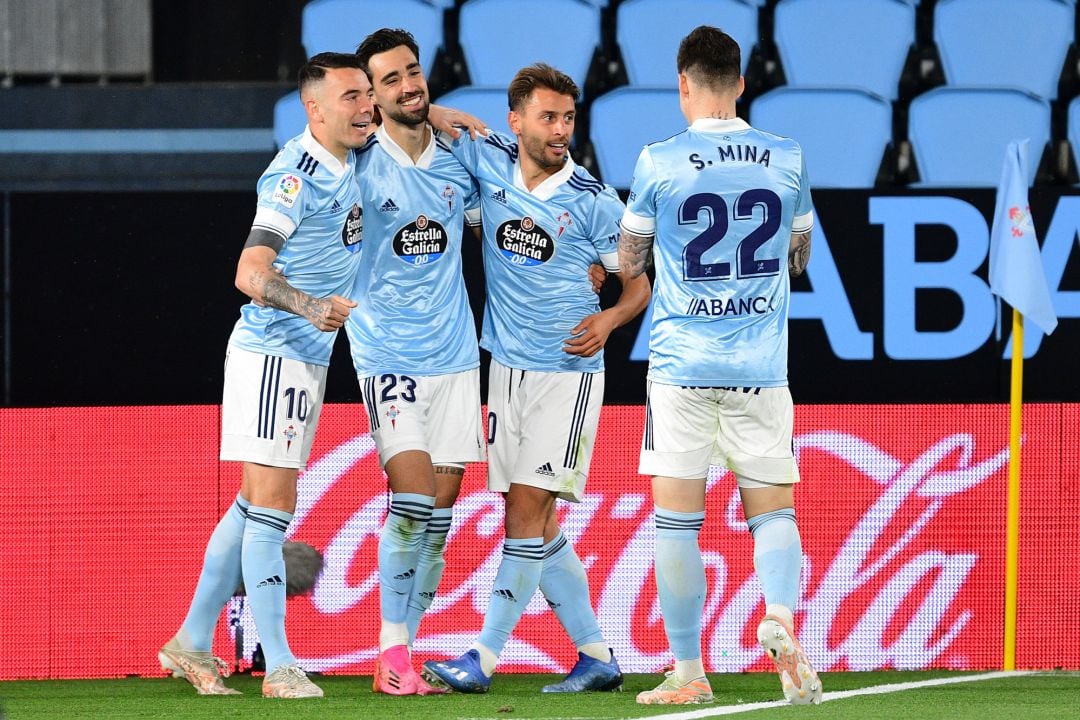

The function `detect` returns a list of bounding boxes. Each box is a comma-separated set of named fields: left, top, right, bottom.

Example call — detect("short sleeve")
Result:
left=792, top=151, right=814, bottom=233
left=620, top=147, right=659, bottom=237
left=590, top=186, right=625, bottom=272
left=252, top=169, right=311, bottom=241
left=447, top=130, right=483, bottom=174
left=464, top=178, right=482, bottom=226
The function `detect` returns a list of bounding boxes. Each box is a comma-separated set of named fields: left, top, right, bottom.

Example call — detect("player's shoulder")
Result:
left=352, top=133, right=381, bottom=166
left=642, top=127, right=693, bottom=154
left=480, top=131, right=519, bottom=164
left=566, top=165, right=607, bottom=198
left=744, top=124, right=803, bottom=154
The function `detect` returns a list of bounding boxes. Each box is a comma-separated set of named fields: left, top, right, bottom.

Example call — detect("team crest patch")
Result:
left=283, top=424, right=297, bottom=451
left=272, top=174, right=303, bottom=208
left=442, top=184, right=455, bottom=212
left=387, top=404, right=400, bottom=429
left=555, top=210, right=572, bottom=238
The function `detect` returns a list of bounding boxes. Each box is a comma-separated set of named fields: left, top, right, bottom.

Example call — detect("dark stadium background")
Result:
left=1, top=0, right=1077, bottom=407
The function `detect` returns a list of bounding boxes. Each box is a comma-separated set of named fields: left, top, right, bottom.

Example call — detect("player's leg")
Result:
left=405, top=369, right=483, bottom=645
left=636, top=383, right=716, bottom=705
left=724, top=387, right=820, bottom=706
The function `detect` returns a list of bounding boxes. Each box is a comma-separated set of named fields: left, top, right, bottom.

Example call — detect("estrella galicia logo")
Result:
left=341, top=203, right=362, bottom=254
left=392, top=214, right=449, bottom=265
left=496, top=216, right=555, bottom=266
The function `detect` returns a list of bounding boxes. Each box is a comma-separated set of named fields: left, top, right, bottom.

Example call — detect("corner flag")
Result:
left=988, top=139, right=1058, bottom=334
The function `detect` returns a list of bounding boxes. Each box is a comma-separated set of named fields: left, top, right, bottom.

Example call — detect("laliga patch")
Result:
left=272, top=174, right=303, bottom=208
left=392, top=214, right=449, bottom=265
left=341, top=203, right=362, bottom=254
left=496, top=216, right=555, bottom=266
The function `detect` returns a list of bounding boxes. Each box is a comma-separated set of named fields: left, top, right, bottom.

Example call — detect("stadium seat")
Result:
left=774, top=0, right=916, bottom=100
left=589, top=87, right=685, bottom=189
left=908, top=87, right=1051, bottom=186
left=750, top=87, right=892, bottom=188
left=934, top=0, right=1074, bottom=100
left=301, top=0, right=444, bottom=76
left=458, top=0, right=601, bottom=88
left=434, top=86, right=512, bottom=136
left=274, top=90, right=307, bottom=148
left=1068, top=96, right=1080, bottom=174
left=616, top=0, right=758, bottom=84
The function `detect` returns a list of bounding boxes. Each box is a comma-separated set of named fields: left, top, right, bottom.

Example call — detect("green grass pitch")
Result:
left=2, top=671, right=1077, bottom=719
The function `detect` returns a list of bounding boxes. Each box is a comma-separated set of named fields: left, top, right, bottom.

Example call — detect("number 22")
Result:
left=679, top=189, right=782, bottom=281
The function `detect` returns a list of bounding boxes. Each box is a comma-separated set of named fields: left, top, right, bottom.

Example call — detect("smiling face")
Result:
left=510, top=87, right=576, bottom=173
left=366, top=44, right=429, bottom=128
left=304, top=66, right=374, bottom=155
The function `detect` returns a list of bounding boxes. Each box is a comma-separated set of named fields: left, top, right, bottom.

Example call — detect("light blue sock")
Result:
left=748, top=508, right=802, bottom=611
left=477, top=537, right=544, bottom=658
left=242, top=506, right=295, bottom=674
left=539, top=531, right=605, bottom=648
left=654, top=508, right=706, bottom=662
left=179, top=495, right=249, bottom=651
left=379, top=493, right=434, bottom=627
left=406, top=507, right=452, bottom=644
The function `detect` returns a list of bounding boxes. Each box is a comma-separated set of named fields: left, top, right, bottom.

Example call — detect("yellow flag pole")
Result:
left=1003, top=307, right=1023, bottom=671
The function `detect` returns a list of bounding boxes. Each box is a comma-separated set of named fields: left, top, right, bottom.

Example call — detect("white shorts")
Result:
left=359, top=368, right=485, bottom=466
left=487, top=359, right=604, bottom=502
left=220, top=346, right=327, bottom=470
left=639, top=382, right=800, bottom=486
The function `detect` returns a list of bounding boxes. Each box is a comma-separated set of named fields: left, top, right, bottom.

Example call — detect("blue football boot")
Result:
left=422, top=649, right=492, bottom=693
left=542, top=650, right=623, bottom=692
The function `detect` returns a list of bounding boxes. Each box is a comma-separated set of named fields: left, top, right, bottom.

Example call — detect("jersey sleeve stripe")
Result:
left=464, top=207, right=482, bottom=226
left=791, top=211, right=814, bottom=234
left=598, top=251, right=620, bottom=272
left=253, top=206, right=297, bottom=238
left=620, top=208, right=656, bottom=237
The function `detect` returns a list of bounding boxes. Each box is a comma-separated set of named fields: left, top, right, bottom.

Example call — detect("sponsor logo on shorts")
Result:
left=496, top=216, right=555, bottom=267
left=272, top=174, right=302, bottom=208
left=257, top=575, right=285, bottom=588
left=392, top=215, right=449, bottom=265
left=535, top=462, right=556, bottom=477
left=341, top=203, right=362, bottom=254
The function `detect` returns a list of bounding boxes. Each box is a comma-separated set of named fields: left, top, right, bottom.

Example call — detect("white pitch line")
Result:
left=627, top=670, right=1039, bottom=720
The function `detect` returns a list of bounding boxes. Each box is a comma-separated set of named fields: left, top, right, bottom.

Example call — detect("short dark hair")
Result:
left=298, top=52, right=364, bottom=93
left=676, top=25, right=741, bottom=90
left=355, top=28, right=420, bottom=79
left=507, top=63, right=579, bottom=112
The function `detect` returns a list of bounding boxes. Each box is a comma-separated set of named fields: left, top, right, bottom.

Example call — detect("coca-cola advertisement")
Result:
left=0, top=403, right=1076, bottom=679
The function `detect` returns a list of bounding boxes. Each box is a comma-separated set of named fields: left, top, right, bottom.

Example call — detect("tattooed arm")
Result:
left=618, top=228, right=654, bottom=280
left=788, top=229, right=811, bottom=277
left=235, top=229, right=356, bottom=332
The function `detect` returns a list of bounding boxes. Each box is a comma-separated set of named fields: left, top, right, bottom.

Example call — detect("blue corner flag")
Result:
left=988, top=139, right=1058, bottom=335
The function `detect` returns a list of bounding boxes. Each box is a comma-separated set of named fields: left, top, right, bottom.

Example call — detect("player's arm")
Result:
left=618, top=228, right=654, bottom=279
left=788, top=229, right=811, bottom=277
left=428, top=104, right=488, bottom=140
left=234, top=229, right=356, bottom=332
left=563, top=268, right=651, bottom=358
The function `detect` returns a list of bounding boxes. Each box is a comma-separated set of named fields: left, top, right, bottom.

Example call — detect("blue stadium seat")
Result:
left=934, top=0, right=1074, bottom=100
left=274, top=90, right=306, bottom=148
left=434, top=86, right=512, bottom=136
left=774, top=0, right=916, bottom=100
left=589, top=87, right=685, bottom=189
left=908, top=87, right=1051, bottom=186
left=750, top=87, right=892, bottom=188
left=301, top=0, right=444, bottom=76
left=458, top=0, right=601, bottom=88
left=1068, top=96, right=1080, bottom=174
left=616, top=0, right=758, bottom=84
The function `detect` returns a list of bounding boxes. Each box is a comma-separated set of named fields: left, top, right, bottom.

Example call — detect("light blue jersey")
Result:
left=229, top=127, right=363, bottom=366
left=448, top=131, right=623, bottom=373
left=622, top=118, right=814, bottom=387
left=345, top=126, right=481, bottom=377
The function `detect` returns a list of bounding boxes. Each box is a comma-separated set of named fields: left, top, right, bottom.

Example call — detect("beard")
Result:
left=380, top=93, right=429, bottom=127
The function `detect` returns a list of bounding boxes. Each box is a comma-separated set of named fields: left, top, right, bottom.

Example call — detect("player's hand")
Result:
left=588, top=263, right=607, bottom=294
left=428, top=104, right=489, bottom=140
left=563, top=311, right=618, bottom=357
left=309, top=295, right=357, bottom=332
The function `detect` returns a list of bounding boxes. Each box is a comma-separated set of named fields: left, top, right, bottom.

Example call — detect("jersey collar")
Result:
left=514, top=155, right=576, bottom=201
left=375, top=124, right=436, bottom=169
left=299, top=126, right=349, bottom=177
left=690, top=117, right=751, bottom=133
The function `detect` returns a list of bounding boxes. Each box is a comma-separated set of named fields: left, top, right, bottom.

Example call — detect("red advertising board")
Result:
left=0, top=403, right=1075, bottom=679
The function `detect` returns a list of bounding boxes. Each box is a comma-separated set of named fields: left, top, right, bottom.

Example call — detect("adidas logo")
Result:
left=419, top=591, right=436, bottom=600
left=380, top=198, right=400, bottom=212
left=535, top=462, right=556, bottom=477
left=491, top=188, right=507, bottom=204
left=546, top=598, right=562, bottom=609
left=494, top=588, right=517, bottom=602
left=331, top=198, right=342, bottom=211
left=256, top=575, right=284, bottom=588
left=393, top=568, right=415, bottom=581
